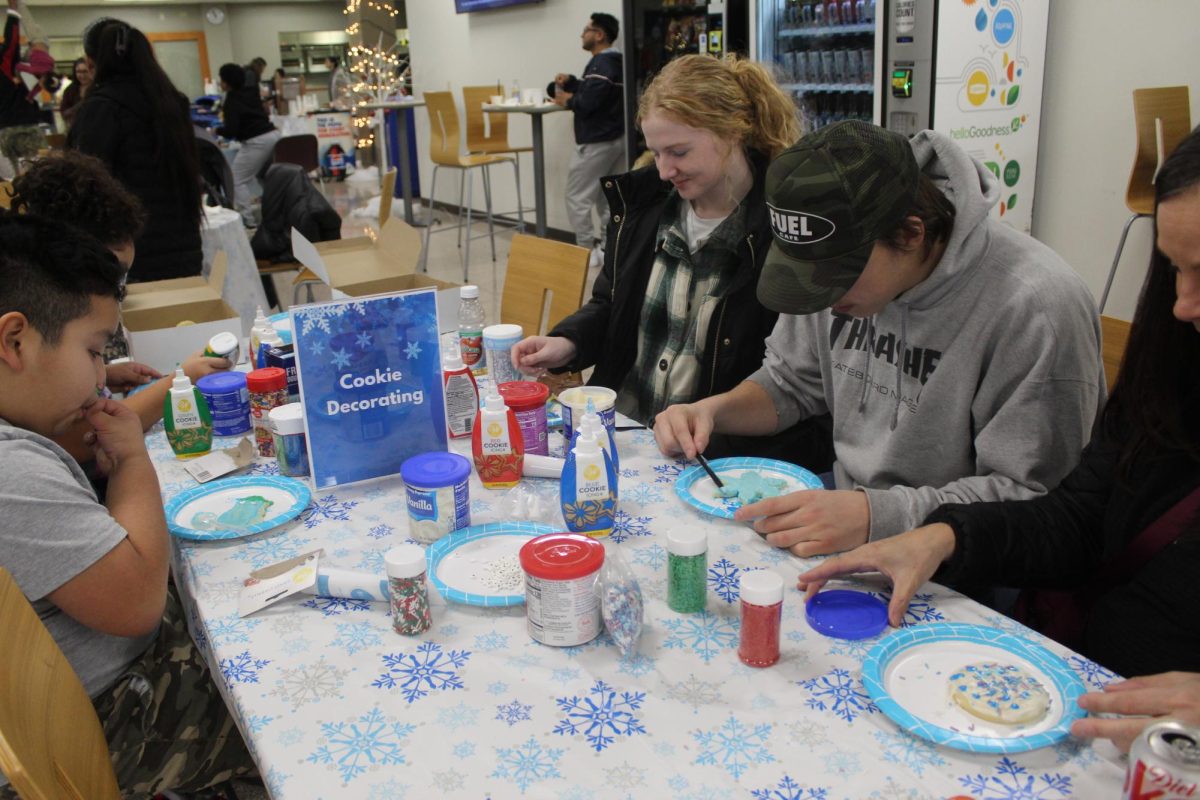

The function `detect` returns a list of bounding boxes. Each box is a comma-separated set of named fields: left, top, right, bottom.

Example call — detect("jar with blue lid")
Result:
left=400, top=452, right=471, bottom=543
left=196, top=372, right=251, bottom=437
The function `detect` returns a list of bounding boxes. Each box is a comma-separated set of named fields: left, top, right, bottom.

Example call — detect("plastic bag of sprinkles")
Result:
left=598, top=543, right=643, bottom=655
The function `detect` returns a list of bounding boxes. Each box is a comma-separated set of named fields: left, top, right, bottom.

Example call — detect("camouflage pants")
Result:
left=0, top=585, right=257, bottom=799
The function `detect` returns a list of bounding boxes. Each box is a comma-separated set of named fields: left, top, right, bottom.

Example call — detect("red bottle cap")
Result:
left=497, top=380, right=550, bottom=411
left=246, top=367, right=287, bottom=392
left=519, top=533, right=604, bottom=580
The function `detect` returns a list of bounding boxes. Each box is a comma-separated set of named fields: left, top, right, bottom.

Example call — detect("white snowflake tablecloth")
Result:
left=149, top=426, right=1130, bottom=800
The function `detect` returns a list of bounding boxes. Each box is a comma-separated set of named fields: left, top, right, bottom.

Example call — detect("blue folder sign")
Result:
left=291, top=289, right=447, bottom=487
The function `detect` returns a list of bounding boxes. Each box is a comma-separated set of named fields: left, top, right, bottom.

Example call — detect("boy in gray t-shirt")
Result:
left=0, top=214, right=253, bottom=797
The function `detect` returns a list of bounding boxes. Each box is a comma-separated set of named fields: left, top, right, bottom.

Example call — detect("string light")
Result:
left=341, top=0, right=407, bottom=150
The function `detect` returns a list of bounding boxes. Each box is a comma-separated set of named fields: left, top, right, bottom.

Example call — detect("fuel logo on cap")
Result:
left=767, top=204, right=836, bottom=245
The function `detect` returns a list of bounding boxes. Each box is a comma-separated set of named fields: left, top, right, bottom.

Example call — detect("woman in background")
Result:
left=68, top=18, right=202, bottom=281
left=59, top=57, right=92, bottom=127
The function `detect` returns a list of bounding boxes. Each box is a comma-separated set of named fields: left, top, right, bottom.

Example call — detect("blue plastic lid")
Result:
left=400, top=451, right=471, bottom=488
left=196, top=371, right=247, bottom=393
left=805, top=589, right=889, bottom=640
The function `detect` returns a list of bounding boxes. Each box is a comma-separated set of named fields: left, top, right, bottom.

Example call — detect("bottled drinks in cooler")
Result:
left=458, top=285, right=487, bottom=377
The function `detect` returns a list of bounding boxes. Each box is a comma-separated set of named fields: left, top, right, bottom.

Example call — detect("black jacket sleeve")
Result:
left=217, top=90, right=240, bottom=139
left=67, top=96, right=124, bottom=167
left=929, top=428, right=1119, bottom=590
left=568, top=54, right=621, bottom=117
left=547, top=250, right=616, bottom=372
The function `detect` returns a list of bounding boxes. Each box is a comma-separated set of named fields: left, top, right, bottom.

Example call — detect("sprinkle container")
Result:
left=497, top=380, right=550, bottom=456
left=268, top=403, right=309, bottom=478
left=738, top=570, right=783, bottom=668
left=667, top=529, right=707, bottom=613
left=203, top=331, right=240, bottom=364
left=559, top=386, right=616, bottom=443
left=519, top=533, right=604, bottom=646
left=246, top=367, right=288, bottom=457
left=385, top=544, right=431, bottom=635
left=400, top=452, right=472, bottom=543
left=482, top=323, right=523, bottom=385
left=196, top=372, right=251, bottom=437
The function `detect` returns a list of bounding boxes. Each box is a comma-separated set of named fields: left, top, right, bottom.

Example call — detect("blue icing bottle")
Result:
left=560, top=427, right=617, bottom=537
left=571, top=398, right=619, bottom=480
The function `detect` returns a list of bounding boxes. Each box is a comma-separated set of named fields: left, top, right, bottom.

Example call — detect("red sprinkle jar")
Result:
left=497, top=380, right=550, bottom=456
left=738, top=570, right=783, bottom=667
left=246, top=367, right=289, bottom=457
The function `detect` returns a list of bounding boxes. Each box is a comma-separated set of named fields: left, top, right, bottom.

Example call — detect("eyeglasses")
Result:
left=582, top=25, right=601, bottom=34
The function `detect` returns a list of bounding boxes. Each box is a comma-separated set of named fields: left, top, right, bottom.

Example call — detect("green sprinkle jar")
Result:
left=667, top=529, right=707, bottom=613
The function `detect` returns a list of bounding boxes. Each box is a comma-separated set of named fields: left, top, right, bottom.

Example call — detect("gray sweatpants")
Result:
left=565, top=137, right=626, bottom=250
left=232, top=128, right=282, bottom=225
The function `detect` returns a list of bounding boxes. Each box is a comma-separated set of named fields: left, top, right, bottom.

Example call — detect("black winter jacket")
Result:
left=251, top=163, right=341, bottom=262
left=562, top=49, right=623, bottom=144
left=217, top=86, right=274, bottom=142
left=930, top=416, right=1200, bottom=678
left=549, top=155, right=834, bottom=465
left=68, top=77, right=202, bottom=282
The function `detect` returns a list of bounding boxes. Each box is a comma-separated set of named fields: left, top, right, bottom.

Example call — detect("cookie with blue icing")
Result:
left=714, top=472, right=789, bottom=504
left=949, top=662, right=1050, bottom=725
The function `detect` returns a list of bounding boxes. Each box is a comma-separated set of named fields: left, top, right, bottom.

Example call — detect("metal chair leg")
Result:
left=463, top=168, right=474, bottom=283
left=1100, top=212, right=1150, bottom=313
left=419, top=165, right=441, bottom=273
left=512, top=156, right=525, bottom=234
left=456, top=170, right=467, bottom=249
left=482, top=164, right=496, bottom=263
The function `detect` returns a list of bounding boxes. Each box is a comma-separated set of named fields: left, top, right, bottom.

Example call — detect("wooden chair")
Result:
left=44, top=133, right=66, bottom=150
left=0, top=566, right=122, bottom=800
left=420, top=91, right=518, bottom=282
left=272, top=133, right=324, bottom=191
left=463, top=85, right=530, bottom=228
left=1100, top=315, right=1131, bottom=394
left=501, top=234, right=590, bottom=393
left=0, top=180, right=12, bottom=210
left=1100, top=86, right=1191, bottom=312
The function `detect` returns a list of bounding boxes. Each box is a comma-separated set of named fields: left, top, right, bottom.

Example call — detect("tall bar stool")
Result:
left=463, top=85, right=529, bottom=231
left=420, top=91, right=517, bottom=282
left=1100, top=86, right=1191, bottom=312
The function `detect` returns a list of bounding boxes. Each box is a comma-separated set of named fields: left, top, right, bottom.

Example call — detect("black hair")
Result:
left=1104, top=125, right=1200, bottom=472
left=83, top=18, right=200, bottom=229
left=880, top=172, right=956, bottom=260
left=0, top=212, right=125, bottom=344
left=250, top=57, right=267, bottom=69
left=11, top=151, right=145, bottom=248
left=327, top=56, right=340, bottom=68
left=219, top=62, right=245, bottom=89
left=591, top=12, right=619, bottom=44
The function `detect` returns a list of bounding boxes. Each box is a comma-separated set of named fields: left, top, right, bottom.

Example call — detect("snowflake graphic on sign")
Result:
left=307, top=706, right=413, bottom=785
left=371, top=641, right=471, bottom=703
left=957, top=756, right=1074, bottom=799
left=492, top=736, right=565, bottom=794
left=552, top=679, right=646, bottom=752
left=219, top=650, right=271, bottom=684
left=798, top=668, right=878, bottom=723
left=662, top=610, right=739, bottom=663
left=404, top=341, right=422, bottom=359
left=693, top=713, right=775, bottom=779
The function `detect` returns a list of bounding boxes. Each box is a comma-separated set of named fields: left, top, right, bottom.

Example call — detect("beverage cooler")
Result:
left=753, top=0, right=1049, bottom=232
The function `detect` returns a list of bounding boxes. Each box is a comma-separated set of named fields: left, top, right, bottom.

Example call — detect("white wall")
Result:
left=406, top=0, right=623, bottom=237
left=1032, top=1, right=1200, bottom=321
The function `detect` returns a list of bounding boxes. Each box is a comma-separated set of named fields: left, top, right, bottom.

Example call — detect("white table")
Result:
left=481, top=102, right=566, bottom=238
left=151, top=424, right=1128, bottom=799
left=358, top=100, right=426, bottom=227
left=200, top=205, right=268, bottom=332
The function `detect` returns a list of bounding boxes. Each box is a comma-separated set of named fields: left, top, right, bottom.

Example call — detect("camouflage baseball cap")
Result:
left=758, top=120, right=919, bottom=315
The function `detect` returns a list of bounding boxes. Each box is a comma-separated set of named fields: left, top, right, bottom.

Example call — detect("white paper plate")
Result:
left=165, top=476, right=311, bottom=541
left=426, top=522, right=557, bottom=606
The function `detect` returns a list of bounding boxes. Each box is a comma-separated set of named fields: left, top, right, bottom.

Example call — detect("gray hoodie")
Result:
left=748, top=130, right=1105, bottom=540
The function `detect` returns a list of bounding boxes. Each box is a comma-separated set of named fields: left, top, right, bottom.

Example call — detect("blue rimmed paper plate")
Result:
left=164, top=476, right=312, bottom=541
left=427, top=522, right=558, bottom=607
left=862, top=622, right=1087, bottom=753
left=674, top=457, right=822, bottom=519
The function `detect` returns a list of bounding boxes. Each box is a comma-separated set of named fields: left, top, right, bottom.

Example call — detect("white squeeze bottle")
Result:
left=458, top=285, right=487, bottom=377
left=249, top=306, right=271, bottom=365
left=443, top=348, right=479, bottom=439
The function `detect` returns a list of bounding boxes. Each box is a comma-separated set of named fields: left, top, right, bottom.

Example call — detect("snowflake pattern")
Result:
left=368, top=523, right=395, bottom=539
left=404, top=340, right=422, bottom=359
left=452, top=741, right=475, bottom=759
left=245, top=460, right=281, bottom=476
left=299, top=494, right=360, bottom=529
left=798, top=668, right=878, bottom=723
left=307, top=706, right=413, bottom=785
left=751, top=775, right=830, bottom=800
left=354, top=548, right=388, bottom=573
left=692, top=714, right=775, bottom=779
left=371, top=641, right=471, bottom=703
left=868, top=591, right=945, bottom=627
left=332, top=621, right=383, bottom=655
left=707, top=558, right=754, bottom=603
left=553, top=680, right=646, bottom=751
left=821, top=749, right=862, bottom=778
left=632, top=543, right=667, bottom=570
left=436, top=701, right=480, bottom=731
left=653, top=460, right=688, bottom=483
left=1053, top=736, right=1101, bottom=769
left=662, top=611, right=739, bottom=663
left=474, top=631, right=510, bottom=652
left=271, top=658, right=350, bottom=710
left=496, top=699, right=533, bottom=727
left=626, top=483, right=663, bottom=506
left=330, top=347, right=352, bottom=369
left=219, top=650, right=271, bottom=684
left=1067, top=655, right=1119, bottom=690
left=367, top=777, right=409, bottom=800
left=617, top=652, right=656, bottom=678
left=206, top=613, right=262, bottom=647
left=302, top=596, right=372, bottom=616
left=873, top=730, right=947, bottom=778
left=551, top=667, right=581, bottom=684
left=488, top=681, right=509, bottom=695
left=492, top=736, right=565, bottom=794
left=229, top=534, right=316, bottom=570
left=958, top=757, right=1074, bottom=799
left=356, top=331, right=373, bottom=350
left=668, top=674, right=723, bottom=713
left=609, top=510, right=654, bottom=543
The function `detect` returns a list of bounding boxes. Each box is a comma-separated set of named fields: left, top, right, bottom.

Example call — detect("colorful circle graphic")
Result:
left=967, top=70, right=990, bottom=107
left=993, top=8, right=1016, bottom=45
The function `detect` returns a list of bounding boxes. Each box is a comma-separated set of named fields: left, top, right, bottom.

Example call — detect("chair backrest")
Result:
left=1101, top=314, right=1132, bottom=394
left=273, top=134, right=320, bottom=173
left=424, top=91, right=463, bottom=166
left=1126, top=87, right=1192, bottom=215
left=378, top=168, right=397, bottom=227
left=462, top=85, right=511, bottom=154
left=0, top=180, right=12, bottom=210
left=0, top=567, right=122, bottom=800
left=44, top=133, right=66, bottom=150
left=501, top=234, right=590, bottom=336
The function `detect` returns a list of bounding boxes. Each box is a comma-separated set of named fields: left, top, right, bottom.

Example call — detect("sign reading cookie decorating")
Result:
left=291, top=289, right=447, bottom=487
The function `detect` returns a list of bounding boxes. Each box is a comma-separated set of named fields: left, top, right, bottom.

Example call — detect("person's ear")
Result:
left=897, top=216, right=926, bottom=253
left=0, top=312, right=32, bottom=372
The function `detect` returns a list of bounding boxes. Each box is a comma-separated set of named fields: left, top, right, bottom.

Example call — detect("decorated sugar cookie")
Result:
left=949, top=662, right=1051, bottom=725
left=715, top=472, right=789, bottom=504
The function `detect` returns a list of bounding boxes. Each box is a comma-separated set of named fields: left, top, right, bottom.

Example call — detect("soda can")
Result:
left=1124, top=720, right=1200, bottom=800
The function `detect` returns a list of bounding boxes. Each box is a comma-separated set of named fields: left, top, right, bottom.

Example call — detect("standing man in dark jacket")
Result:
left=217, top=62, right=280, bottom=227
left=553, top=12, right=625, bottom=269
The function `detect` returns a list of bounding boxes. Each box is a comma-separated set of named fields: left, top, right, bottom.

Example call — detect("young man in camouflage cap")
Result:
left=655, top=120, right=1104, bottom=556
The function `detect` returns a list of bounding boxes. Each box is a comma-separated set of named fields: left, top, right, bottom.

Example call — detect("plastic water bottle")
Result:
left=458, top=285, right=487, bottom=377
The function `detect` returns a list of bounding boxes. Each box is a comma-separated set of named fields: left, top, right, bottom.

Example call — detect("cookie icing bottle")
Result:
left=560, top=428, right=617, bottom=537
left=574, top=398, right=619, bottom=478
left=163, top=367, right=213, bottom=459
left=443, top=349, right=479, bottom=439
left=471, top=390, right=523, bottom=488
left=249, top=305, right=271, bottom=363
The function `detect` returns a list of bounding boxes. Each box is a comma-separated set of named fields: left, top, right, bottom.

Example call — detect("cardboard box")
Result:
left=291, top=217, right=430, bottom=298
left=121, top=254, right=241, bottom=373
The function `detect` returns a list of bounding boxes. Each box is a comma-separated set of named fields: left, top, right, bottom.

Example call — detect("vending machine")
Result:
left=755, top=0, right=1049, bottom=232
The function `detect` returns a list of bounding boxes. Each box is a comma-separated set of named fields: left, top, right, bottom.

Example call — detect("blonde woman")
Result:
left=513, top=54, right=830, bottom=462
